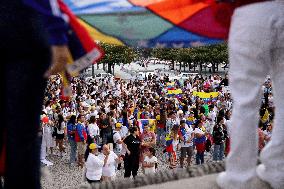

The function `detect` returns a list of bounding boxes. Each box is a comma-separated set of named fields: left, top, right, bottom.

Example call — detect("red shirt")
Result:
left=196, top=143, right=206, bottom=153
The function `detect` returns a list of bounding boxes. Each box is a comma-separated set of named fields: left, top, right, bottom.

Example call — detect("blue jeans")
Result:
left=213, top=143, right=224, bottom=161
left=68, top=139, right=77, bottom=163
left=196, top=152, right=204, bottom=165
left=156, top=127, right=165, bottom=145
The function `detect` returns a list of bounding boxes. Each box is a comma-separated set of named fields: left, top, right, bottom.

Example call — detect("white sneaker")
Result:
left=256, top=164, right=281, bottom=189
left=46, top=161, right=54, bottom=166
left=41, top=159, right=54, bottom=166
left=217, top=171, right=271, bottom=189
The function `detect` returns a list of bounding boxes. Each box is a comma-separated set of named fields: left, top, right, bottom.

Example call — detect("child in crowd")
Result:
left=142, top=148, right=158, bottom=175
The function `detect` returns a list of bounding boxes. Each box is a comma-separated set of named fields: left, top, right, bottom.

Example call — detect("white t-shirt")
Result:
left=179, top=125, right=194, bottom=148
left=119, top=126, right=128, bottom=139
left=208, top=111, right=217, bottom=125
left=144, top=156, right=158, bottom=174
left=100, top=151, right=118, bottom=177
left=57, top=122, right=66, bottom=135
left=86, top=153, right=104, bottom=181
left=88, top=123, right=100, bottom=137
left=113, top=131, right=122, bottom=154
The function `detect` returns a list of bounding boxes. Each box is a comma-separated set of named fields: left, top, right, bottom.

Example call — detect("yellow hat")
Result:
left=89, top=143, right=98, bottom=150
left=115, top=123, right=122, bottom=128
left=156, top=115, right=160, bottom=121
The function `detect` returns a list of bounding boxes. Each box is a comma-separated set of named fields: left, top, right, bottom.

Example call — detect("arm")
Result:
left=22, top=0, right=71, bottom=77
left=147, top=162, right=155, bottom=167
left=122, top=141, right=131, bottom=155
left=114, top=153, right=120, bottom=164
left=149, top=132, right=156, bottom=146
left=103, top=155, right=109, bottom=167
left=88, top=125, right=95, bottom=138
left=142, top=160, right=150, bottom=168
left=188, top=133, right=194, bottom=143
left=64, top=126, right=67, bottom=139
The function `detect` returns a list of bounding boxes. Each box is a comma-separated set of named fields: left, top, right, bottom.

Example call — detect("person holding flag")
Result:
left=178, top=119, right=194, bottom=168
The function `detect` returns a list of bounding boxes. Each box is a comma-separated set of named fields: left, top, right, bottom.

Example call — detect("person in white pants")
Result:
left=217, top=1, right=284, bottom=189
left=41, top=120, right=54, bottom=166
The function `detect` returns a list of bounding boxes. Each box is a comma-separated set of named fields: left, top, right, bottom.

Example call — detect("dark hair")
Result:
left=148, top=147, right=156, bottom=156
left=77, top=114, right=84, bottom=122
left=89, top=116, right=96, bottom=124
left=194, top=119, right=200, bottom=129
left=57, top=114, right=64, bottom=130
left=180, top=119, right=186, bottom=124
left=217, top=116, right=223, bottom=125
left=68, top=115, right=76, bottom=125
left=129, top=126, right=138, bottom=134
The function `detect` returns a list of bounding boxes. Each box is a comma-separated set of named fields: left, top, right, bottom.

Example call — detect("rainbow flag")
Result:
left=59, top=0, right=104, bottom=76
left=63, top=0, right=226, bottom=48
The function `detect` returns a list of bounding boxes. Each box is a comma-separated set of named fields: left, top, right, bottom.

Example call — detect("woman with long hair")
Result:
left=56, top=114, right=66, bottom=157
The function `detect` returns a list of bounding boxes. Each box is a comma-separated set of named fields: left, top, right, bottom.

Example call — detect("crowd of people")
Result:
left=39, top=72, right=274, bottom=183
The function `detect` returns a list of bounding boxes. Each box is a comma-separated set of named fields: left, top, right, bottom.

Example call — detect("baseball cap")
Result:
left=115, top=123, right=122, bottom=128
left=89, top=143, right=100, bottom=150
left=156, top=115, right=160, bottom=121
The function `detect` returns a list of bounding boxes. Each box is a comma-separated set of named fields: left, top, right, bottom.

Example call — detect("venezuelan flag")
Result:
left=58, top=0, right=104, bottom=76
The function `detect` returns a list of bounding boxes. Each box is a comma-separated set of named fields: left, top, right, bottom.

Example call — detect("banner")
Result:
left=167, top=89, right=183, bottom=95
left=63, top=0, right=226, bottom=48
left=193, top=91, right=219, bottom=98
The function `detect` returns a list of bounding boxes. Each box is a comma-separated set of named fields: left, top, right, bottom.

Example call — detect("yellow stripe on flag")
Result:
left=167, top=89, right=182, bottom=95
left=192, top=91, right=219, bottom=98
left=78, top=19, right=124, bottom=46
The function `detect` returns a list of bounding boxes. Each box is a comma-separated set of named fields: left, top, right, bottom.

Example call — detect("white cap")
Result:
left=194, top=128, right=204, bottom=135
left=82, top=102, right=90, bottom=108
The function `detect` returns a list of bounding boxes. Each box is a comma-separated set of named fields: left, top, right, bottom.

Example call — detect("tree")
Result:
left=150, top=43, right=228, bottom=73
left=151, top=48, right=179, bottom=70
left=99, top=43, right=137, bottom=74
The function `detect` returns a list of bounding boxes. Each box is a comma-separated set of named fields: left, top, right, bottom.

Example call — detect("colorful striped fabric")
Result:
left=63, top=0, right=226, bottom=48
left=59, top=0, right=104, bottom=76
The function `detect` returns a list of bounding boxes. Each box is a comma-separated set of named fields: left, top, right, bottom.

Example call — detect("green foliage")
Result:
left=96, top=42, right=228, bottom=73
left=98, top=43, right=137, bottom=65
left=151, top=43, right=228, bottom=65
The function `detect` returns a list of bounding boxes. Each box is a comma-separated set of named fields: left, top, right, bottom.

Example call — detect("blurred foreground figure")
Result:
left=0, top=0, right=69, bottom=188
left=217, top=1, right=284, bottom=189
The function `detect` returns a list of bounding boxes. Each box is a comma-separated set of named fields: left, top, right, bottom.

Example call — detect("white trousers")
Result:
left=217, top=1, right=284, bottom=189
